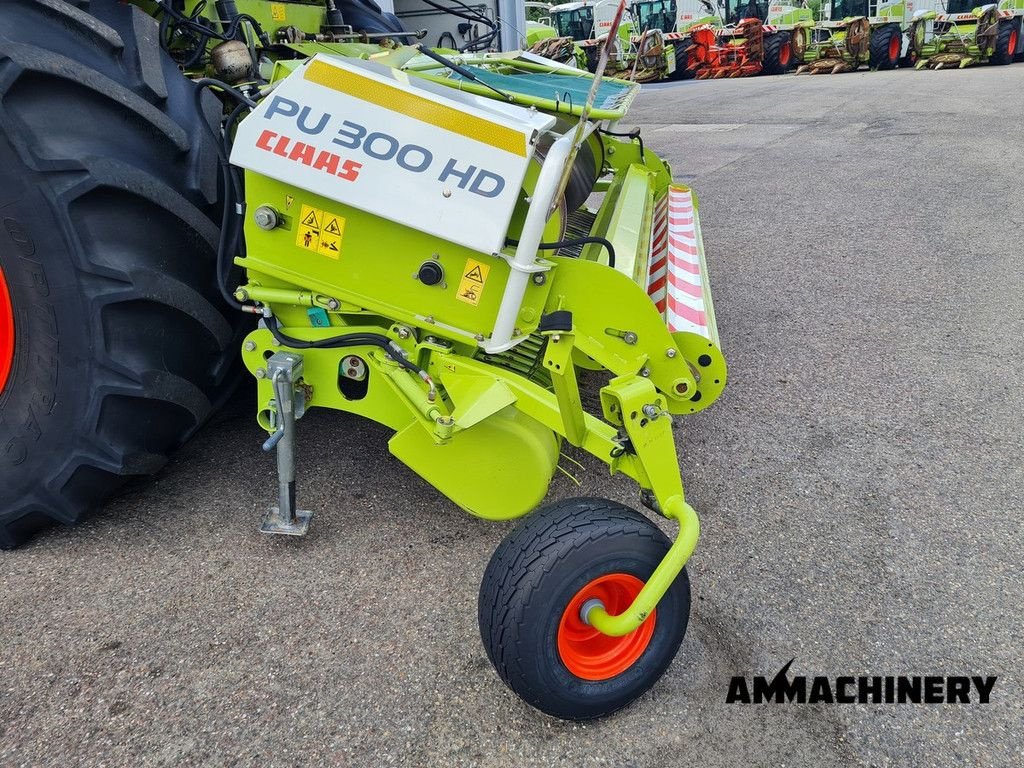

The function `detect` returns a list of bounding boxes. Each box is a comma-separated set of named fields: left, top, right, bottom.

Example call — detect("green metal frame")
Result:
left=235, top=120, right=723, bottom=635
left=911, top=2, right=1024, bottom=69
left=130, top=0, right=725, bottom=640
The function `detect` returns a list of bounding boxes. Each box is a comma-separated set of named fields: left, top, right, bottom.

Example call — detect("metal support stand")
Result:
left=260, top=352, right=313, bottom=536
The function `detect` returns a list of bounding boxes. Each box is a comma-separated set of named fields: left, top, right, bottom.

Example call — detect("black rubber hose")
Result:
left=264, top=315, right=429, bottom=380
left=157, top=1, right=269, bottom=47
left=418, top=0, right=497, bottom=51
left=506, top=236, right=616, bottom=268
left=214, top=160, right=244, bottom=311
left=191, top=83, right=252, bottom=311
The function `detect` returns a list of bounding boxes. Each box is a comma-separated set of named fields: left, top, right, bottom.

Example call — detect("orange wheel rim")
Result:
left=780, top=42, right=791, bottom=66
left=0, top=265, right=14, bottom=394
left=889, top=36, right=900, bottom=61
left=557, top=573, right=655, bottom=681
left=1010, top=30, right=1019, bottom=56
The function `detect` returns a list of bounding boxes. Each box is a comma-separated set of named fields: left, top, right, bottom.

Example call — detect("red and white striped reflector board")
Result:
left=647, top=186, right=712, bottom=339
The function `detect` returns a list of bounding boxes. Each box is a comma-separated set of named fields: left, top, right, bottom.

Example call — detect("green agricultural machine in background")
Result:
left=525, top=0, right=594, bottom=64
left=620, top=0, right=692, bottom=81
left=0, top=0, right=727, bottom=720
left=909, top=1, right=1024, bottom=68
left=795, top=0, right=908, bottom=73
left=532, top=0, right=629, bottom=68
left=532, top=0, right=695, bottom=80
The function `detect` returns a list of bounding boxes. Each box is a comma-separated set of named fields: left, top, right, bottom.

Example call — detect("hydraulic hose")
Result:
left=264, top=315, right=436, bottom=399
left=506, top=236, right=617, bottom=268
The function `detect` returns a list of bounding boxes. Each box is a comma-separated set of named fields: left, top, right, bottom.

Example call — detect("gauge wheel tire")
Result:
left=991, top=20, right=1019, bottom=65
left=869, top=23, right=902, bottom=70
left=668, top=38, right=696, bottom=80
left=0, top=0, right=246, bottom=548
left=762, top=32, right=793, bottom=76
left=478, top=497, right=691, bottom=720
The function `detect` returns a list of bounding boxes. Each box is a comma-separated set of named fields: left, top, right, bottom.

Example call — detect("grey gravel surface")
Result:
left=2, top=66, right=1022, bottom=767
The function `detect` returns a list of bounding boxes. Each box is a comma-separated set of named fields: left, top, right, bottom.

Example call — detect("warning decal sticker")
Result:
left=456, top=258, right=490, bottom=306
left=295, top=204, right=346, bottom=259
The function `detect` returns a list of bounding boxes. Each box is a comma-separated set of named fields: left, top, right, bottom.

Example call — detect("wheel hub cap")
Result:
left=557, top=573, right=656, bottom=681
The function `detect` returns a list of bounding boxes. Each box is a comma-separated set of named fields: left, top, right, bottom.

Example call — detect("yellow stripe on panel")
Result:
left=304, top=60, right=526, bottom=156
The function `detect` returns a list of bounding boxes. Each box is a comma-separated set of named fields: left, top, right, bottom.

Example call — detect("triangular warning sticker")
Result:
left=324, top=217, right=342, bottom=235
left=465, top=265, right=484, bottom=282
left=302, top=209, right=320, bottom=228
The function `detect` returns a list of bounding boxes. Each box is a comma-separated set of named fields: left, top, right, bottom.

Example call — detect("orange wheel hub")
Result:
left=0, top=265, right=14, bottom=393
left=889, top=36, right=900, bottom=62
left=557, top=573, right=655, bottom=681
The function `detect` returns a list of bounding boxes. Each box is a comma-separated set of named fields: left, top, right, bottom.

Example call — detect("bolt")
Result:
left=255, top=368, right=267, bottom=379
left=326, top=298, right=340, bottom=311
left=642, top=404, right=660, bottom=419
left=397, top=327, right=411, bottom=339
left=551, top=334, right=561, bottom=343
left=474, top=333, right=485, bottom=342
left=234, top=288, right=249, bottom=302
left=442, top=188, right=452, bottom=198
left=425, top=316, right=435, bottom=324
left=253, top=205, right=279, bottom=231
left=532, top=273, right=546, bottom=285
left=666, top=348, right=677, bottom=358
left=623, top=331, right=638, bottom=345
left=641, top=367, right=650, bottom=377
left=243, top=341, right=257, bottom=352
left=425, top=336, right=437, bottom=345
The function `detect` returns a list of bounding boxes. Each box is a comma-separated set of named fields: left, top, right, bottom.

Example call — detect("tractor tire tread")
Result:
left=667, top=38, right=694, bottom=80
left=869, top=23, right=901, bottom=70
left=0, top=0, right=244, bottom=549
left=991, top=19, right=1017, bottom=65
left=762, top=31, right=791, bottom=75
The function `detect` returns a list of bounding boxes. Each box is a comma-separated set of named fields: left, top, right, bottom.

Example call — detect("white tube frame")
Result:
left=483, top=120, right=598, bottom=354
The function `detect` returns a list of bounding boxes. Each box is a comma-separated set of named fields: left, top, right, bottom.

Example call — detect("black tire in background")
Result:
left=478, top=498, right=691, bottom=720
left=0, top=0, right=245, bottom=548
left=869, top=23, right=901, bottom=70
left=991, top=20, right=1018, bottom=65
left=667, top=38, right=695, bottom=80
left=789, top=26, right=807, bottom=66
left=762, top=31, right=792, bottom=76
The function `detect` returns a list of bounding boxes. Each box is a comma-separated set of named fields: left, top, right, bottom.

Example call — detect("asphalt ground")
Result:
left=2, top=65, right=1023, bottom=767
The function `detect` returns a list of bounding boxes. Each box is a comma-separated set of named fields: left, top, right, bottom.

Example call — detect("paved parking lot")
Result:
left=2, top=66, right=1022, bottom=767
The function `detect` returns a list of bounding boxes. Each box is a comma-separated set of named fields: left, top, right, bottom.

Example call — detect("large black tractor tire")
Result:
left=869, top=23, right=902, bottom=70
left=667, top=38, right=696, bottom=81
left=991, top=20, right=1019, bottom=65
left=762, top=32, right=793, bottom=76
left=479, top=498, right=691, bottom=720
left=0, top=0, right=244, bottom=548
